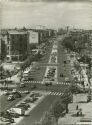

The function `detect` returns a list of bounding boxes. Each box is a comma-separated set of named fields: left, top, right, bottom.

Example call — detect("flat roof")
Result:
left=8, top=30, right=28, bottom=34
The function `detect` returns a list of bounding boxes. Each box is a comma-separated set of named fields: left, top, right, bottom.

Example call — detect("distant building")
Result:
left=0, top=28, right=56, bottom=62
left=6, top=30, right=29, bottom=62
left=0, top=34, right=6, bottom=61
left=28, top=29, right=46, bottom=46
left=28, top=30, right=39, bottom=44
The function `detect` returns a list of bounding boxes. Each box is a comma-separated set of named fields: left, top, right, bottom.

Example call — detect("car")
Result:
left=33, top=92, right=42, bottom=97
left=20, top=83, right=26, bottom=88
left=45, top=82, right=52, bottom=86
left=0, top=117, right=14, bottom=123
left=29, top=97, right=37, bottom=103
left=30, top=92, right=35, bottom=97
left=80, top=118, right=92, bottom=122
left=7, top=95, right=15, bottom=101
left=24, top=98, right=32, bottom=103
left=12, top=89, right=17, bottom=93
left=30, top=85, right=36, bottom=89
left=23, top=77, right=34, bottom=81
left=3, top=90, right=11, bottom=95
left=20, top=90, right=29, bottom=94
left=0, top=111, right=12, bottom=119
left=0, top=86, right=10, bottom=91
left=16, top=103, right=30, bottom=110
left=35, top=66, right=40, bottom=70
left=20, top=102, right=30, bottom=108
left=65, top=77, right=70, bottom=82
left=13, top=92, right=22, bottom=98
left=6, top=110, right=19, bottom=118
left=49, top=78, right=55, bottom=81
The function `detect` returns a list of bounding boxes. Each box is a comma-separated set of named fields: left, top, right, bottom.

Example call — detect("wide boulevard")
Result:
left=0, top=35, right=72, bottom=125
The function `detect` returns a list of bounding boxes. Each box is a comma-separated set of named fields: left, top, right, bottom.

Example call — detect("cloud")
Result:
left=3, top=0, right=92, bottom=2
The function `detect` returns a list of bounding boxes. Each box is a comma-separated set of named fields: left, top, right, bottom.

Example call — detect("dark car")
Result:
left=16, top=103, right=30, bottom=110
left=13, top=92, right=22, bottom=98
left=20, top=83, right=26, bottom=88
left=45, top=82, right=52, bottom=86
left=30, top=84, right=36, bottom=89
left=0, top=117, right=14, bottom=123
left=64, top=60, right=67, bottom=64
left=0, top=111, right=17, bottom=119
left=7, top=95, right=15, bottom=101
left=6, top=110, right=19, bottom=118
left=30, top=97, right=37, bottom=103
left=24, top=98, right=32, bottom=103
left=23, top=77, right=34, bottom=81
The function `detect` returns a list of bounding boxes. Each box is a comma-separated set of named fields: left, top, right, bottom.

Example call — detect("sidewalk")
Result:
left=58, top=94, right=92, bottom=125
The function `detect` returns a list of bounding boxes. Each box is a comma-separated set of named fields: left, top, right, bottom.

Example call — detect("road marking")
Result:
left=47, top=91, right=63, bottom=96
left=57, top=82, right=70, bottom=85
left=23, top=80, right=70, bottom=86
left=24, top=81, right=42, bottom=83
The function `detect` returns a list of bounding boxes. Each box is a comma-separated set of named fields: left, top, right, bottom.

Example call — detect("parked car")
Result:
left=33, top=92, right=42, bottom=97
left=6, top=110, right=19, bottom=118
left=45, top=82, right=52, bottom=86
left=20, top=90, right=29, bottom=94
left=23, top=77, right=34, bottom=81
left=13, top=92, right=21, bottom=98
left=30, top=97, right=37, bottom=103
left=30, top=84, right=36, bottom=89
left=0, top=111, right=12, bottom=119
left=0, top=117, right=14, bottom=123
left=7, top=108, right=25, bottom=116
left=16, top=103, right=30, bottom=110
left=3, top=90, right=11, bottom=95
left=24, top=98, right=32, bottom=103
left=7, top=95, right=15, bottom=101
left=12, top=89, right=17, bottom=93
left=20, top=83, right=26, bottom=88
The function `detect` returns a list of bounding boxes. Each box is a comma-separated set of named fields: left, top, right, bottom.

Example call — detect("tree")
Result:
left=5, top=70, right=12, bottom=79
left=41, top=112, right=53, bottom=125
left=0, top=66, right=5, bottom=79
left=51, top=101, right=65, bottom=125
left=61, top=89, right=72, bottom=113
left=33, top=122, right=42, bottom=125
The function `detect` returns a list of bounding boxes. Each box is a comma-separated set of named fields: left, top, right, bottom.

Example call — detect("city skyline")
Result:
left=0, top=1, right=92, bottom=29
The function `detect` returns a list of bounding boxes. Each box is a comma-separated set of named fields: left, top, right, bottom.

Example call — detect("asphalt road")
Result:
left=17, top=35, right=72, bottom=125
left=57, top=37, right=73, bottom=83
left=0, top=41, right=53, bottom=111
left=0, top=35, right=73, bottom=125
left=18, top=95, right=59, bottom=125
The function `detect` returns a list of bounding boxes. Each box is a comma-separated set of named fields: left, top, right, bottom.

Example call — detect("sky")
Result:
left=0, top=0, right=92, bottom=29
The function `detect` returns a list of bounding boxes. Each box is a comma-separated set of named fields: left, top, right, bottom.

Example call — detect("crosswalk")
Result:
left=47, top=91, right=64, bottom=96
left=46, top=91, right=72, bottom=96
left=24, top=81, right=43, bottom=84
left=24, top=80, right=70, bottom=85
left=57, top=82, right=70, bottom=85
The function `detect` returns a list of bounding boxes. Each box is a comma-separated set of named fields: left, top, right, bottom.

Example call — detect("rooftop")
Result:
left=8, top=30, right=28, bottom=35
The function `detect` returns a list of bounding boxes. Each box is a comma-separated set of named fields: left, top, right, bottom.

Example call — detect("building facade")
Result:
left=0, top=34, right=6, bottom=61
left=28, top=30, right=39, bottom=44
left=6, top=30, right=29, bottom=62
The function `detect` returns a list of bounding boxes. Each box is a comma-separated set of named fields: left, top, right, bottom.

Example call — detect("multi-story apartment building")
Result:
left=6, top=30, right=29, bottom=62
left=0, top=34, right=6, bottom=61
left=0, top=28, right=56, bottom=62
left=28, top=30, right=39, bottom=44
left=28, top=28, right=56, bottom=45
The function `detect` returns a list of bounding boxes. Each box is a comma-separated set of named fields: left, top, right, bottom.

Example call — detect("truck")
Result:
left=8, top=108, right=25, bottom=116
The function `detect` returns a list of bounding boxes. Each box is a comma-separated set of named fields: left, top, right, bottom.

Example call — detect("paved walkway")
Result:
left=58, top=94, right=92, bottom=125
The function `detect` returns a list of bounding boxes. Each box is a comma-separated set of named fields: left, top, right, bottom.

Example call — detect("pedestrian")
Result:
left=60, top=73, right=62, bottom=77
left=76, top=105, right=78, bottom=110
left=76, top=111, right=79, bottom=117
